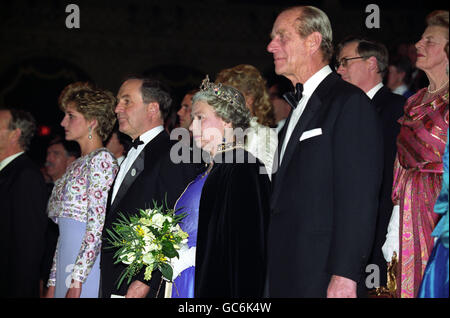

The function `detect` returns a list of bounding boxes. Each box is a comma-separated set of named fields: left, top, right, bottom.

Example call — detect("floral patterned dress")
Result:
left=47, top=148, right=118, bottom=297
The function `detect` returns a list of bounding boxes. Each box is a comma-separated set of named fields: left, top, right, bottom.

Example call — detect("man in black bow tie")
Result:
left=266, top=6, right=383, bottom=298
left=100, top=77, right=196, bottom=298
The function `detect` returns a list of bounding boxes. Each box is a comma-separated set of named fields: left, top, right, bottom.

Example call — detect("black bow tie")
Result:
left=283, top=83, right=303, bottom=109
left=131, top=137, right=144, bottom=149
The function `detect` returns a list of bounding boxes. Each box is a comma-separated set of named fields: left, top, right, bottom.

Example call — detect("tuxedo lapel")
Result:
left=0, top=156, right=18, bottom=187
left=271, top=111, right=293, bottom=184
left=110, top=149, right=145, bottom=213
left=280, top=94, right=322, bottom=170
left=372, top=86, right=388, bottom=113
left=108, top=130, right=170, bottom=214
left=271, top=72, right=337, bottom=209
left=271, top=95, right=322, bottom=208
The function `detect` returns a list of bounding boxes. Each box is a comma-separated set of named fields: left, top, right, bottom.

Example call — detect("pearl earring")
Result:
left=88, top=127, right=92, bottom=140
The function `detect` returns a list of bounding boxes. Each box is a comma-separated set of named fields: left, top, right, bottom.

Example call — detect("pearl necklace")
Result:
left=427, top=79, right=449, bottom=94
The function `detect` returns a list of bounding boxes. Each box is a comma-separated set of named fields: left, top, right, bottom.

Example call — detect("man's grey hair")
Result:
left=288, top=6, right=334, bottom=63
left=5, top=108, right=36, bottom=151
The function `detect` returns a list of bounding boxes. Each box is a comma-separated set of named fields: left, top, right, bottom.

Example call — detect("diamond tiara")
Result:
left=200, top=75, right=241, bottom=106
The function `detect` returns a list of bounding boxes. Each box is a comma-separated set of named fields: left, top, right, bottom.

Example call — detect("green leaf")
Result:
left=159, top=262, right=173, bottom=281
left=161, top=240, right=178, bottom=258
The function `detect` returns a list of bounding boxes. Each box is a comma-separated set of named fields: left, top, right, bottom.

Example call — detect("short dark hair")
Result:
left=268, top=75, right=294, bottom=98
left=336, top=36, right=389, bottom=76
left=48, top=136, right=81, bottom=158
left=1, top=107, right=36, bottom=151
left=124, top=75, right=173, bottom=122
left=389, top=56, right=413, bottom=85
left=105, top=124, right=132, bottom=153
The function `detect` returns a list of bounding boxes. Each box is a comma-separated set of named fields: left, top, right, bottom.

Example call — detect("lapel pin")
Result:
left=131, top=168, right=136, bottom=177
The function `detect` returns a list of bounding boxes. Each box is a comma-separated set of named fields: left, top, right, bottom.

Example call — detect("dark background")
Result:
left=0, top=0, right=447, bottom=165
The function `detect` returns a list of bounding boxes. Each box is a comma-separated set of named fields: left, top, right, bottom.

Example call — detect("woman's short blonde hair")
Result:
left=426, top=10, right=449, bottom=40
left=215, top=64, right=276, bottom=127
left=59, top=82, right=117, bottom=142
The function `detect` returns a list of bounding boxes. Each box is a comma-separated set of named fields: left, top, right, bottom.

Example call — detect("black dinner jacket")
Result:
left=0, top=153, right=48, bottom=298
left=100, top=130, right=196, bottom=298
left=368, top=86, right=405, bottom=287
left=269, top=72, right=384, bottom=297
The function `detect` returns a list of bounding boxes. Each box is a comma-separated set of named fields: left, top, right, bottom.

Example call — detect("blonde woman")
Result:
left=45, top=83, right=118, bottom=298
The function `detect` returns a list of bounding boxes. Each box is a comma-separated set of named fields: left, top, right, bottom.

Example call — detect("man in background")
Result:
left=106, top=126, right=130, bottom=166
left=387, top=56, right=414, bottom=98
left=39, top=136, right=80, bottom=296
left=0, top=107, right=48, bottom=297
left=268, top=76, right=293, bottom=133
left=45, top=136, right=80, bottom=186
left=336, top=36, right=405, bottom=289
left=177, top=89, right=198, bottom=131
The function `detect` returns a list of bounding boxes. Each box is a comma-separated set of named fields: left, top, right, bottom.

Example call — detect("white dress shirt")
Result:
left=116, top=155, right=126, bottom=166
left=110, top=126, right=164, bottom=203
left=280, top=65, right=332, bottom=163
left=0, top=152, right=24, bottom=172
left=276, top=118, right=286, bottom=134
left=366, top=82, right=384, bottom=100
left=392, top=84, right=409, bottom=97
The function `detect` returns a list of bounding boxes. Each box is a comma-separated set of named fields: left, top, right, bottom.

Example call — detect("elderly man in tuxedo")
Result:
left=267, top=6, right=383, bottom=297
left=0, top=107, right=48, bottom=297
left=100, top=77, right=196, bottom=298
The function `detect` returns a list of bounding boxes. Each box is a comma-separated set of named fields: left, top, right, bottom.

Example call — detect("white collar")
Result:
left=134, top=126, right=164, bottom=149
left=0, top=151, right=24, bottom=171
left=366, top=82, right=384, bottom=99
left=302, top=65, right=333, bottom=99
left=392, top=84, right=408, bottom=96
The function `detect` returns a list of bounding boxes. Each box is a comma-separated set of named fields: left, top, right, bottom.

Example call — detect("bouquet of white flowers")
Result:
left=105, top=200, right=189, bottom=290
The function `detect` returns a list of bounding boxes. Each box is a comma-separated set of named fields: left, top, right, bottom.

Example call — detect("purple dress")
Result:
left=172, top=170, right=209, bottom=298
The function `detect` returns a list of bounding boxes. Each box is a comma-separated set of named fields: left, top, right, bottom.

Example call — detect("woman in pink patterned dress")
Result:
left=382, top=10, right=449, bottom=298
left=44, top=83, right=118, bottom=298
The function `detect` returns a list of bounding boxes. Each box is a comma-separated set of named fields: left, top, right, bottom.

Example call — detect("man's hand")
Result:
left=327, top=275, right=357, bottom=298
left=125, top=280, right=150, bottom=298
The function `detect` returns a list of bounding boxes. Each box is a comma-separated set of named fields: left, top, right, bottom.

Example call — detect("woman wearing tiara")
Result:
left=168, top=76, right=270, bottom=298
left=215, top=64, right=278, bottom=179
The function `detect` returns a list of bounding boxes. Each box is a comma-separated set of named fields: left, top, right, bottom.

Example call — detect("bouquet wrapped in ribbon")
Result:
left=105, top=201, right=188, bottom=289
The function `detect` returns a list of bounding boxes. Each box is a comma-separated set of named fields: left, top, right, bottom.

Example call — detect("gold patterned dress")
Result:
left=392, top=87, right=449, bottom=298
